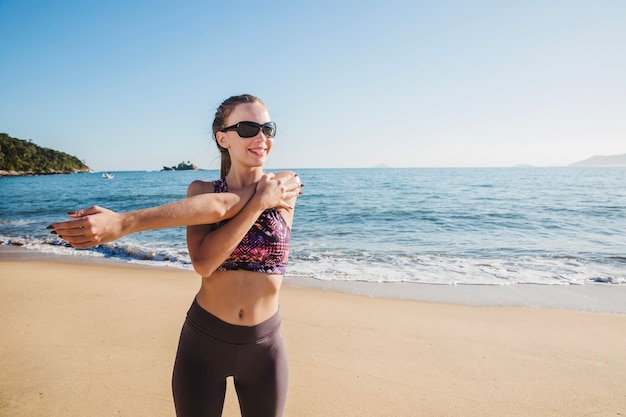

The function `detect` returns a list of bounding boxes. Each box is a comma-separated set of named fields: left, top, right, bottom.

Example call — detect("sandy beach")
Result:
left=1, top=257, right=625, bottom=417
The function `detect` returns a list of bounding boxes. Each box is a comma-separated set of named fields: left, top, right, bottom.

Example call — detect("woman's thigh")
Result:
left=172, top=322, right=235, bottom=417
left=233, top=329, right=289, bottom=417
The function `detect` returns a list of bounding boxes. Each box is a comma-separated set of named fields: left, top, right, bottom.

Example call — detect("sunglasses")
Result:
left=220, top=121, right=277, bottom=138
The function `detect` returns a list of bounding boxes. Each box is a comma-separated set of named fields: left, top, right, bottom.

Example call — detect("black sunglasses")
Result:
left=220, top=121, right=277, bottom=138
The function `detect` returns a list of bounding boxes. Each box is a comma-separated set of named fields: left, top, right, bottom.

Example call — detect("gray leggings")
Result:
left=172, top=298, right=289, bottom=417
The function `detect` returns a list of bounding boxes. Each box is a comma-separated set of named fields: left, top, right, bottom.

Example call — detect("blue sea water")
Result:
left=1, top=168, right=625, bottom=293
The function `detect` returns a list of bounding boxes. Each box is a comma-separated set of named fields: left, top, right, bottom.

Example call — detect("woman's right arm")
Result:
left=48, top=171, right=301, bottom=248
left=186, top=174, right=294, bottom=277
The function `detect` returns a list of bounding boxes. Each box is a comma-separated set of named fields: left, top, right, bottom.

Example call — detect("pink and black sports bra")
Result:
left=210, top=178, right=291, bottom=275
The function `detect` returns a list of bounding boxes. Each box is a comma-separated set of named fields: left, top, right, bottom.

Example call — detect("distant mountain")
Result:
left=569, top=153, right=626, bottom=167
left=0, top=133, right=91, bottom=176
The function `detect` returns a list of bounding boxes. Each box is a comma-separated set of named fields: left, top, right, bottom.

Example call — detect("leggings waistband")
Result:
left=186, top=297, right=282, bottom=345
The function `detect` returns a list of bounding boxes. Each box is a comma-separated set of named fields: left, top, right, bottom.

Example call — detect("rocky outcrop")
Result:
left=162, top=161, right=200, bottom=171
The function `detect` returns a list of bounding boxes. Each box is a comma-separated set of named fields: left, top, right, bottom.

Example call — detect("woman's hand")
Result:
left=47, top=206, right=125, bottom=248
left=256, top=172, right=302, bottom=211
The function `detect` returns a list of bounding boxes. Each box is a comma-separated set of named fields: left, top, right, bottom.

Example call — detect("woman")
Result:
left=49, top=94, right=299, bottom=417
left=172, top=94, right=296, bottom=417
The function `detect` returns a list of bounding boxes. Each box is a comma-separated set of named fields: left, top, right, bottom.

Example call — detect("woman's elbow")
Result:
left=189, top=254, right=218, bottom=277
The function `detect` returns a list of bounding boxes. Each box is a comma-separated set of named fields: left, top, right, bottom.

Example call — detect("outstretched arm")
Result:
left=48, top=171, right=302, bottom=248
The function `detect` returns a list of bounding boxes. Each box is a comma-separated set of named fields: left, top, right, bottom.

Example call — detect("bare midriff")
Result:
left=196, top=270, right=282, bottom=326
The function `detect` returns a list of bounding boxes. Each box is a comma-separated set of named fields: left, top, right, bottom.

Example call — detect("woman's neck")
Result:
left=225, top=168, right=264, bottom=189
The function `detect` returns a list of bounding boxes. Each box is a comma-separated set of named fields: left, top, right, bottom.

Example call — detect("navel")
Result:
left=238, top=309, right=244, bottom=320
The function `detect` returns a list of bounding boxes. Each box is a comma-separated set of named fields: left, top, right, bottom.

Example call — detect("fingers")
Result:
left=285, top=183, right=304, bottom=197
left=274, top=173, right=304, bottom=194
left=47, top=216, right=101, bottom=248
left=277, top=201, right=293, bottom=211
left=52, top=233, right=92, bottom=249
left=52, top=232, right=99, bottom=249
left=57, top=235, right=96, bottom=249
left=262, top=172, right=304, bottom=190
left=48, top=222, right=89, bottom=238
left=63, top=234, right=99, bottom=249
left=47, top=217, right=91, bottom=234
left=48, top=206, right=110, bottom=235
left=255, top=174, right=273, bottom=191
left=67, top=205, right=102, bottom=218
left=273, top=173, right=303, bottom=209
left=283, top=189, right=302, bottom=200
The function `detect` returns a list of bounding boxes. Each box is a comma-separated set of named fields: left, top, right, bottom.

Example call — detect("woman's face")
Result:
left=217, top=102, right=274, bottom=170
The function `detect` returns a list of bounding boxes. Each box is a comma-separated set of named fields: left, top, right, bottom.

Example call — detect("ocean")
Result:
left=2, top=168, right=625, bottom=311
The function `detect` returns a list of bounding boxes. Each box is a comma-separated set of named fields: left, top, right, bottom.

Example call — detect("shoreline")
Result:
left=0, top=169, right=92, bottom=177
left=2, top=245, right=625, bottom=314
left=1, top=255, right=625, bottom=416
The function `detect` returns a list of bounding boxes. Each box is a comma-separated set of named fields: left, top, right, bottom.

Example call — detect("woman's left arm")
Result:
left=186, top=173, right=299, bottom=278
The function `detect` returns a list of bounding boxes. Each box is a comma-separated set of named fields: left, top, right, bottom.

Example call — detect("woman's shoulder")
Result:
left=186, top=179, right=218, bottom=197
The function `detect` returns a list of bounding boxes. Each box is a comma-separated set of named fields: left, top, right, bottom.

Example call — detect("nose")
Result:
left=252, top=130, right=267, bottom=141
left=254, top=128, right=271, bottom=140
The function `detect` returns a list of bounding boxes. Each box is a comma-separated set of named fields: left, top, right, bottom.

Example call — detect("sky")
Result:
left=1, top=0, right=624, bottom=171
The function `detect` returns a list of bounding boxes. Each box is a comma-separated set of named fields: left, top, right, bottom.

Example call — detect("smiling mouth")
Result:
left=248, top=148, right=267, bottom=156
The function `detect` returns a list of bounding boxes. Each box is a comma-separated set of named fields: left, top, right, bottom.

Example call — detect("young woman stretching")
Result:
left=49, top=94, right=300, bottom=417
left=172, top=94, right=297, bottom=417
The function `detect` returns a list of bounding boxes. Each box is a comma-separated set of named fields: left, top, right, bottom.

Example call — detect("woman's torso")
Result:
left=197, top=270, right=282, bottom=325
left=193, top=178, right=292, bottom=326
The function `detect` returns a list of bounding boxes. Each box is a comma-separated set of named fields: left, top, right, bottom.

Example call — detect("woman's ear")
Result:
left=215, top=131, right=229, bottom=149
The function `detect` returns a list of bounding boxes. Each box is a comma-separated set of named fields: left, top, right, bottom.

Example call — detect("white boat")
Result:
left=102, top=173, right=115, bottom=179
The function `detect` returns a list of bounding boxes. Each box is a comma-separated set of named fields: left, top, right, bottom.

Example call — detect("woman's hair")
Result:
left=212, top=94, right=265, bottom=177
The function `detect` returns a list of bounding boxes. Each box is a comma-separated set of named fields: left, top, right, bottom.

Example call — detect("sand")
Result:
left=1, top=258, right=625, bottom=416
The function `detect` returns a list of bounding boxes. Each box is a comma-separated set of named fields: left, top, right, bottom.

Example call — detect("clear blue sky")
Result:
left=1, top=0, right=624, bottom=171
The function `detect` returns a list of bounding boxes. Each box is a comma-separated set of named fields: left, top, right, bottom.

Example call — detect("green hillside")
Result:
left=0, top=133, right=91, bottom=176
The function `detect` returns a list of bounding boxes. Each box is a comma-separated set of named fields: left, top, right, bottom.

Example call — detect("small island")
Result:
left=0, top=133, right=91, bottom=176
left=162, top=161, right=200, bottom=171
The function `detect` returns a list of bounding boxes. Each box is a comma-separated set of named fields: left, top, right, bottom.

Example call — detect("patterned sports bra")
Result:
left=211, top=178, right=291, bottom=275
